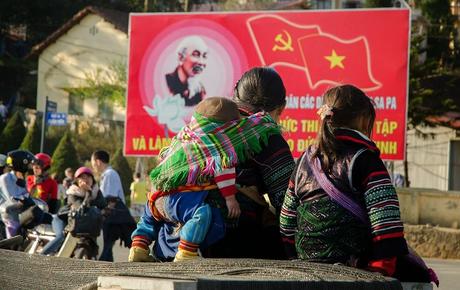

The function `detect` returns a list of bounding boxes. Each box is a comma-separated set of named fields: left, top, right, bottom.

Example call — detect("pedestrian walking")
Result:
left=91, top=150, right=135, bottom=262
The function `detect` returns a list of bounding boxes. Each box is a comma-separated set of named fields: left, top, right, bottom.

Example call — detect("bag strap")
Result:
left=304, top=148, right=369, bottom=225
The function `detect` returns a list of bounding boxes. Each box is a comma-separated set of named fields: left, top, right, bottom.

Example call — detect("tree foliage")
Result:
left=364, top=0, right=393, bottom=8
left=145, top=0, right=208, bottom=12
left=365, top=0, right=460, bottom=130
left=111, top=148, right=133, bottom=201
left=408, top=19, right=460, bottom=131
left=0, top=59, right=36, bottom=109
left=43, top=125, right=69, bottom=156
left=72, top=119, right=124, bottom=162
left=0, top=0, right=144, bottom=109
left=0, top=111, right=26, bottom=153
left=415, top=0, right=459, bottom=67
left=50, top=131, right=80, bottom=181
left=64, top=61, right=127, bottom=108
left=19, top=115, right=42, bottom=153
left=220, top=0, right=278, bottom=10
left=0, top=1, right=144, bottom=47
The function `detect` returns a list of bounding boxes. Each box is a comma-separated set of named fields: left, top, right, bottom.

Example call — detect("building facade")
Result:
left=394, top=124, right=460, bottom=191
left=30, top=7, right=128, bottom=121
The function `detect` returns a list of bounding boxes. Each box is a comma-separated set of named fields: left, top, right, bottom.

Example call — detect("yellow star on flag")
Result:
left=324, top=50, right=345, bottom=69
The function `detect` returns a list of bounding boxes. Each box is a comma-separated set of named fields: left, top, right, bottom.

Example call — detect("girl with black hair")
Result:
left=280, top=85, right=438, bottom=285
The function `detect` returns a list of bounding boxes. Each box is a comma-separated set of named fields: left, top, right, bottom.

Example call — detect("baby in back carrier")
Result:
left=129, top=96, right=281, bottom=262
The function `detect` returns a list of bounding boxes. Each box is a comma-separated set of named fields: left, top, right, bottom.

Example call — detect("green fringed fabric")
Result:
left=150, top=112, right=281, bottom=192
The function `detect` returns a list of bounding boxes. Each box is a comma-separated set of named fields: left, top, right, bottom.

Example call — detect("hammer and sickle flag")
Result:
left=298, top=33, right=382, bottom=91
left=273, top=30, right=293, bottom=52
left=247, top=14, right=319, bottom=70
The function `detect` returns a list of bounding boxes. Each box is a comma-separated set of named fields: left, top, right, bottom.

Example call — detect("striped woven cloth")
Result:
left=150, top=112, right=281, bottom=192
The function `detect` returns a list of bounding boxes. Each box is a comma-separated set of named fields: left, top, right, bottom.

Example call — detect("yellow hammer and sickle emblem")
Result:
left=272, top=30, right=293, bottom=52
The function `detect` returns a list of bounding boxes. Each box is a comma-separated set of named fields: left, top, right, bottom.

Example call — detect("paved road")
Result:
left=425, top=258, right=460, bottom=290
left=97, top=235, right=129, bottom=261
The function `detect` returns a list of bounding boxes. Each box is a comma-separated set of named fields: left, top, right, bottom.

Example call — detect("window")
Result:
left=99, top=99, right=114, bottom=120
left=310, top=0, right=332, bottom=9
left=68, top=93, right=83, bottom=115
left=342, top=0, right=363, bottom=8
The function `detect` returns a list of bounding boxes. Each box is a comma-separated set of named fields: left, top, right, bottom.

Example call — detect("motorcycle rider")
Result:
left=0, top=154, right=7, bottom=174
left=0, top=150, right=51, bottom=239
left=27, top=153, right=59, bottom=214
left=41, top=166, right=106, bottom=256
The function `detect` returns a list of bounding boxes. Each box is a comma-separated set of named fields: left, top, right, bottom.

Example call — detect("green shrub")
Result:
left=20, top=116, right=42, bottom=153
left=364, top=0, right=393, bottom=7
left=0, top=121, right=6, bottom=136
left=73, top=120, right=124, bottom=162
left=111, top=148, right=133, bottom=204
left=44, top=125, right=68, bottom=156
left=0, top=111, right=26, bottom=153
left=50, top=131, right=80, bottom=180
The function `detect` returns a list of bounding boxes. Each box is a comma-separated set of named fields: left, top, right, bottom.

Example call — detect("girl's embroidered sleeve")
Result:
left=280, top=157, right=302, bottom=259
left=131, top=203, right=158, bottom=250
left=353, top=151, right=408, bottom=259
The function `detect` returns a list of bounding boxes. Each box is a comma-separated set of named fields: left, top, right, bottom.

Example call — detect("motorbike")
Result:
left=55, top=203, right=102, bottom=260
left=0, top=196, right=53, bottom=252
left=56, top=232, right=99, bottom=260
left=22, top=198, right=55, bottom=254
left=1, top=186, right=102, bottom=260
left=0, top=198, right=54, bottom=247
left=24, top=223, right=56, bottom=254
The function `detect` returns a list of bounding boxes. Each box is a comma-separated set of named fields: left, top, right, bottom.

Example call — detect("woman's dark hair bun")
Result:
left=233, top=67, right=286, bottom=112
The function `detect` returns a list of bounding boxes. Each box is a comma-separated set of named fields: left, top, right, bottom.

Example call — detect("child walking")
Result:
left=129, top=97, right=280, bottom=262
left=280, top=85, right=438, bottom=285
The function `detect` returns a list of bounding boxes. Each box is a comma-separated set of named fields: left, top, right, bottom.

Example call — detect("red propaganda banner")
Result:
left=125, top=9, right=410, bottom=160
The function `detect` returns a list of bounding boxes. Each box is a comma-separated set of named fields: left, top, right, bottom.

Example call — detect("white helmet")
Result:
left=0, top=154, right=6, bottom=167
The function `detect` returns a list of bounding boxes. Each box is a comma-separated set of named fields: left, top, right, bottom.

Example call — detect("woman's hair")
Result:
left=233, top=67, right=286, bottom=112
left=313, top=84, right=376, bottom=172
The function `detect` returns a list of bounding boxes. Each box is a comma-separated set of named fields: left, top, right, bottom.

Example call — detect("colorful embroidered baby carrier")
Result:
left=150, top=112, right=281, bottom=192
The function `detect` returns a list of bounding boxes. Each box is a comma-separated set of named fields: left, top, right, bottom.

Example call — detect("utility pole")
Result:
left=404, top=143, right=410, bottom=187
left=40, top=96, right=47, bottom=153
left=144, top=0, right=153, bottom=12
left=184, top=0, right=189, bottom=12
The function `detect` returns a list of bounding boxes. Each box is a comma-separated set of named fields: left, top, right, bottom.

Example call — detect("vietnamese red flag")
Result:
left=298, top=33, right=382, bottom=91
left=247, top=14, right=320, bottom=69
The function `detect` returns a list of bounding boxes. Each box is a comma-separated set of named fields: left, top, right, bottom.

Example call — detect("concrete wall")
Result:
left=405, top=224, right=460, bottom=259
left=36, top=14, right=127, bottom=121
left=397, top=188, right=460, bottom=228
